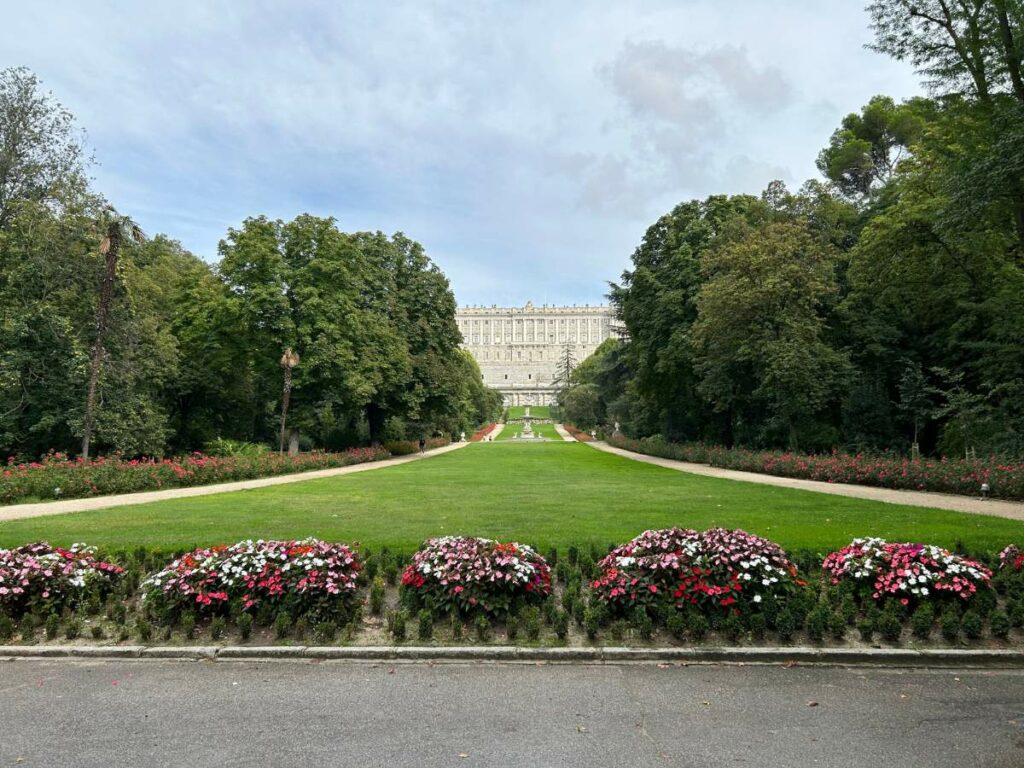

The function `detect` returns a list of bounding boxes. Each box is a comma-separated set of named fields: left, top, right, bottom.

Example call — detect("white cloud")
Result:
left=1, top=0, right=923, bottom=305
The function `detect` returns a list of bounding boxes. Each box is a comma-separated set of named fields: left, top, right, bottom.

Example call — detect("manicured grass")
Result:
left=3, top=443, right=1022, bottom=555
left=506, top=405, right=551, bottom=419
left=496, top=422, right=523, bottom=440
left=495, top=422, right=561, bottom=441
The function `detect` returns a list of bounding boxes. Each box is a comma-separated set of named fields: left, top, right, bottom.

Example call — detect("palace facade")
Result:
left=456, top=301, right=616, bottom=406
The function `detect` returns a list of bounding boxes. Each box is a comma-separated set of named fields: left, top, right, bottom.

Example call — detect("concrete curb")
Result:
left=1, top=644, right=1022, bottom=667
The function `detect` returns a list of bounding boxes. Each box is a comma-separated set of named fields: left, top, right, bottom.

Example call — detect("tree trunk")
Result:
left=288, top=429, right=300, bottom=456
left=367, top=402, right=385, bottom=446
left=81, top=228, right=120, bottom=459
left=279, top=365, right=293, bottom=453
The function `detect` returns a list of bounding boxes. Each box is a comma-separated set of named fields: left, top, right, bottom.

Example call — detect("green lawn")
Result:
left=495, top=422, right=561, bottom=441
left=496, top=422, right=523, bottom=440
left=3, top=443, right=1022, bottom=555
left=506, top=405, right=551, bottom=419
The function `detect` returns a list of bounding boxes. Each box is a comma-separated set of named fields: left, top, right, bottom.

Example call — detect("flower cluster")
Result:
left=1, top=447, right=391, bottom=504
left=0, top=542, right=124, bottom=615
left=402, top=536, right=551, bottom=616
left=591, top=528, right=801, bottom=612
left=469, top=424, right=497, bottom=442
left=142, top=538, right=362, bottom=619
left=563, top=424, right=595, bottom=442
left=998, top=544, right=1023, bottom=572
left=605, top=435, right=1024, bottom=500
left=822, top=538, right=993, bottom=604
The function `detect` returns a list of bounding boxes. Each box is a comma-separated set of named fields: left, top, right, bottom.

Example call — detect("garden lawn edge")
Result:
left=2, top=644, right=1023, bottom=668
left=0, top=442, right=468, bottom=520
left=588, top=441, right=1024, bottom=521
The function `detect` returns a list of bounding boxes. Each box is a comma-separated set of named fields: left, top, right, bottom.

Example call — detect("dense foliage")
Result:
left=561, top=3, right=1024, bottom=461
left=591, top=527, right=802, bottom=614
left=0, top=446, right=391, bottom=504
left=142, top=538, right=362, bottom=621
left=0, top=542, right=123, bottom=616
left=822, top=538, right=993, bottom=604
left=0, top=67, right=501, bottom=462
left=401, top=536, right=552, bottom=616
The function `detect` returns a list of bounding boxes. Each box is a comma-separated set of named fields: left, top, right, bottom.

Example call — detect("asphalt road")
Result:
left=1, top=659, right=1022, bottom=767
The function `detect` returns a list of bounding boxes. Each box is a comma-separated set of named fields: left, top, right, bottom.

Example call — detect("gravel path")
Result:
left=588, top=441, right=1024, bottom=521
left=554, top=423, right=576, bottom=441
left=0, top=442, right=469, bottom=522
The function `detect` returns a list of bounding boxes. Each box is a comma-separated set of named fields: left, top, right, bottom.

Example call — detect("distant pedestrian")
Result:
left=419, top=437, right=426, bottom=452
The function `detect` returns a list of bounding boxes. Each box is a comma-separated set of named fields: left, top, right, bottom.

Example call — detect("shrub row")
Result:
left=606, top=435, right=1024, bottom=500
left=2, top=535, right=1022, bottom=647
left=0, top=446, right=393, bottom=504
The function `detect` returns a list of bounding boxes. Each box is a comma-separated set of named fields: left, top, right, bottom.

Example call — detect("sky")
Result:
left=3, top=1, right=923, bottom=306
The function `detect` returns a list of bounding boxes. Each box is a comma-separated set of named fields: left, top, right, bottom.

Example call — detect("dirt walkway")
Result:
left=0, top=442, right=469, bottom=523
left=588, top=441, right=1024, bottom=522
left=554, top=423, right=576, bottom=441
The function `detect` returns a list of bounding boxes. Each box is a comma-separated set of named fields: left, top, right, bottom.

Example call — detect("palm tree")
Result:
left=81, top=209, right=144, bottom=459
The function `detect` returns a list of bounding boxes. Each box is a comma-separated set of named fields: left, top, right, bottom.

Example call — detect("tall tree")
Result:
left=0, top=67, right=90, bottom=229
left=81, top=212, right=144, bottom=459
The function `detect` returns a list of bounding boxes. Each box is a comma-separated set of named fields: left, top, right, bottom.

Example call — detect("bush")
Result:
left=0, top=542, right=124, bottom=618
left=0, top=614, right=13, bottom=640
left=405, top=609, right=428, bottom=642
left=823, top=538, right=992, bottom=605
left=237, top=613, right=253, bottom=641
left=63, top=617, right=82, bottom=640
left=554, top=610, right=570, bottom=641
left=401, top=537, right=551, bottom=617
left=143, top=538, right=362, bottom=622
left=962, top=610, right=982, bottom=640
left=203, top=438, right=269, bottom=459
left=388, top=610, right=407, bottom=642
left=210, top=616, right=227, bottom=640
left=475, top=615, right=491, bottom=642
left=911, top=603, right=935, bottom=639
left=370, top=578, right=386, bottom=615
left=775, top=608, right=796, bottom=642
left=940, top=611, right=960, bottom=642
left=857, top=619, right=875, bottom=642
left=591, top=527, right=804, bottom=617
left=990, top=610, right=1010, bottom=640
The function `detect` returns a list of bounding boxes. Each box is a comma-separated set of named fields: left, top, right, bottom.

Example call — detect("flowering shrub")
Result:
left=822, top=538, right=993, bottom=604
left=401, top=536, right=551, bottom=616
left=605, top=435, right=1024, bottom=500
left=0, top=542, right=124, bottom=616
left=143, top=538, right=362, bottom=620
left=591, top=528, right=802, bottom=613
left=998, top=544, right=1023, bottom=572
left=1, top=447, right=391, bottom=504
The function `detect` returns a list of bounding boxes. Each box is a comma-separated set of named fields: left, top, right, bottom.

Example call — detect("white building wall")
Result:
left=456, top=301, right=616, bottom=406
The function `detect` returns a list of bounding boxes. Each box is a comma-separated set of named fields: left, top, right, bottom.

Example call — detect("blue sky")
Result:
left=5, top=1, right=921, bottom=306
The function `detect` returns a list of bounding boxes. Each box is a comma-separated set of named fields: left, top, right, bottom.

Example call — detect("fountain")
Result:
left=515, top=406, right=540, bottom=440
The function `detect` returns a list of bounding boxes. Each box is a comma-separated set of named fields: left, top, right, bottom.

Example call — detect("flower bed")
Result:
left=563, top=423, right=594, bottom=442
left=469, top=424, right=496, bottom=442
left=605, top=435, right=1024, bottom=500
left=591, top=527, right=802, bottom=613
left=0, top=542, right=124, bottom=617
left=1000, top=545, right=1023, bottom=572
left=401, top=536, right=551, bottom=616
left=142, top=538, right=362, bottom=620
left=0, top=446, right=391, bottom=505
left=823, top=538, right=993, bottom=604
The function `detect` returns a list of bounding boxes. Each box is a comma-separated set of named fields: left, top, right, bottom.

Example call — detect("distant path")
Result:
left=588, top=441, right=1024, bottom=521
left=554, top=423, right=576, bottom=441
left=485, top=423, right=505, bottom=440
left=0, top=442, right=468, bottom=522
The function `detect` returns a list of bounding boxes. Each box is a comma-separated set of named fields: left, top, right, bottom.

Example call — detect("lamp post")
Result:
left=279, top=347, right=300, bottom=454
